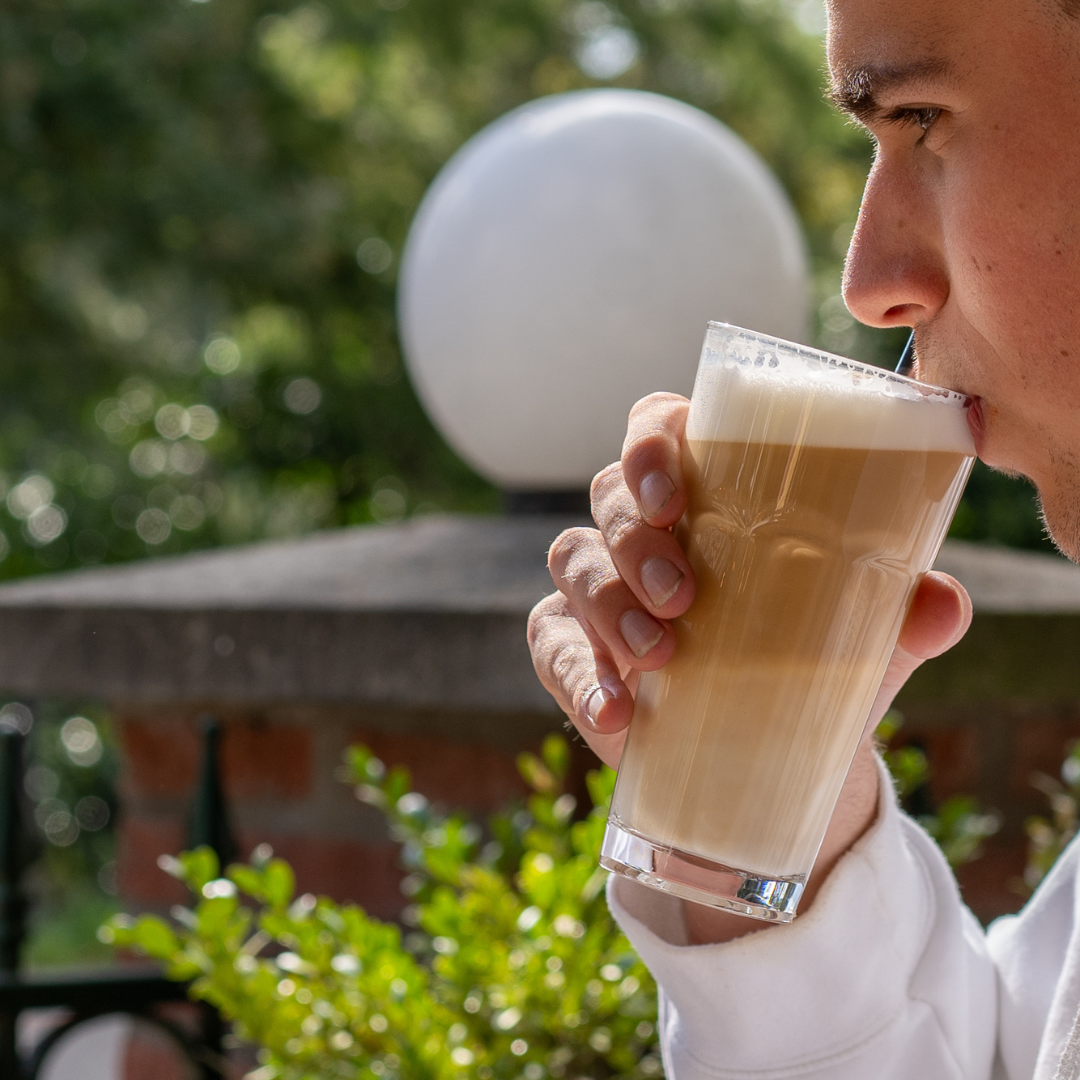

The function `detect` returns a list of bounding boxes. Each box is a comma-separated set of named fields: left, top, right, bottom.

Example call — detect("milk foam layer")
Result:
left=686, top=324, right=975, bottom=454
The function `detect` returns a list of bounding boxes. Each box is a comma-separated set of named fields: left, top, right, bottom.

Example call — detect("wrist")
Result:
left=681, top=738, right=881, bottom=945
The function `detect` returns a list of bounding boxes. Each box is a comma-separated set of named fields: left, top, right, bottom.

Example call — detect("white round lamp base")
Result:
left=399, top=89, right=809, bottom=490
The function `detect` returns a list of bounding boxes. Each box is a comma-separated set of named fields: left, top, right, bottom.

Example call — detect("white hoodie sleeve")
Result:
left=607, top=758, right=999, bottom=1080
left=987, top=835, right=1080, bottom=1080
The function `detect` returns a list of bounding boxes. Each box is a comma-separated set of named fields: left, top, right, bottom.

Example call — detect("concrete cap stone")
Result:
left=932, top=540, right=1080, bottom=613
left=0, top=517, right=1072, bottom=705
left=0, top=514, right=567, bottom=614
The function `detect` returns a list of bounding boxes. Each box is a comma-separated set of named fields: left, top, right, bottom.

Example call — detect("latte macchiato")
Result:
left=601, top=324, right=974, bottom=920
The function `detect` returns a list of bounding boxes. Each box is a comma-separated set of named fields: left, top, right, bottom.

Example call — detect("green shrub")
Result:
left=1022, top=739, right=1080, bottom=893
left=102, top=736, right=661, bottom=1080
left=103, top=722, right=1005, bottom=1078
left=877, top=710, right=1000, bottom=869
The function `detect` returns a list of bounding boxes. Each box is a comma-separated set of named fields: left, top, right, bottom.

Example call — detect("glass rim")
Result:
left=705, top=321, right=972, bottom=411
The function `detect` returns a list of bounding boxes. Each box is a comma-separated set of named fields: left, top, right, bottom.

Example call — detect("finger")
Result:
left=527, top=592, right=634, bottom=732
left=591, top=463, right=695, bottom=619
left=895, top=571, right=972, bottom=660
left=869, top=571, right=972, bottom=728
left=620, top=393, right=690, bottom=529
left=527, top=593, right=632, bottom=768
left=548, top=526, right=676, bottom=669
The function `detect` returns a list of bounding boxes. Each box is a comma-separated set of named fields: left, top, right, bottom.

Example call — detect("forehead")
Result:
left=825, top=0, right=1059, bottom=77
left=825, top=0, right=1073, bottom=104
left=825, top=0, right=968, bottom=73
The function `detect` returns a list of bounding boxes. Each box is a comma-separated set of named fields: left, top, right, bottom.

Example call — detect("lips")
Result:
left=966, top=396, right=985, bottom=455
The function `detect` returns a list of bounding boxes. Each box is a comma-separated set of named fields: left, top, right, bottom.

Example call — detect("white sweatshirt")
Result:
left=608, top=759, right=1080, bottom=1080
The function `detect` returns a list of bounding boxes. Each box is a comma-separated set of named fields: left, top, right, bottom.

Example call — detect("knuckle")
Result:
left=547, top=527, right=598, bottom=577
left=621, top=432, right=665, bottom=475
left=549, top=636, right=594, bottom=698
left=590, top=471, right=639, bottom=535
left=528, top=610, right=588, bottom=700
left=622, top=396, right=688, bottom=471
left=602, top=508, right=641, bottom=559
left=584, top=569, right=627, bottom=611
left=627, top=391, right=684, bottom=422
left=551, top=535, right=622, bottom=609
left=527, top=593, right=565, bottom=647
left=590, top=461, right=623, bottom=506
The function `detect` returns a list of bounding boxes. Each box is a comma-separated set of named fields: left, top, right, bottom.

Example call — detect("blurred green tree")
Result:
left=0, top=0, right=1047, bottom=578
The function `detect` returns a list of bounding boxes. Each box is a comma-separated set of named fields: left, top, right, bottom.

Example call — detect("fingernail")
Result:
left=585, top=686, right=612, bottom=728
left=639, top=471, right=675, bottom=519
left=640, top=557, right=684, bottom=608
left=620, top=609, right=665, bottom=658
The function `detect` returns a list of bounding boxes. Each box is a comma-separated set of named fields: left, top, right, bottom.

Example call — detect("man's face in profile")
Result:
left=827, top=0, right=1080, bottom=559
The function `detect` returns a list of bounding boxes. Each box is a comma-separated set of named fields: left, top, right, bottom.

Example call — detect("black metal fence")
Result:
left=0, top=716, right=232, bottom=1079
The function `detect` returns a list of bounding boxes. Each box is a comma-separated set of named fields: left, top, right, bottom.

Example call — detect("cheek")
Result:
left=942, top=150, right=1080, bottom=380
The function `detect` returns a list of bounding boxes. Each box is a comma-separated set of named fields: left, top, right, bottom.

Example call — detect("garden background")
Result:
left=0, top=0, right=1057, bottom=971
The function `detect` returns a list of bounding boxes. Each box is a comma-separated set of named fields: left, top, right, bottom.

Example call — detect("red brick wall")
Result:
left=112, top=703, right=574, bottom=920
left=886, top=700, right=1080, bottom=924
left=113, top=699, right=1080, bottom=928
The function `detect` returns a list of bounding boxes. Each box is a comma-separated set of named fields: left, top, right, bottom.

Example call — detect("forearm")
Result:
left=609, top=758, right=997, bottom=1080
left=682, top=734, right=881, bottom=945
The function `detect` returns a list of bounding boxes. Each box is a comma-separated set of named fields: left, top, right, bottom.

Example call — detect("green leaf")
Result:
left=346, top=744, right=387, bottom=786
left=885, top=746, right=930, bottom=800
left=541, top=734, right=569, bottom=782
left=875, top=709, right=904, bottom=745
left=586, top=766, right=617, bottom=812
left=230, top=865, right=267, bottom=901
left=181, top=848, right=220, bottom=893
left=517, top=753, right=556, bottom=794
left=262, top=859, right=296, bottom=910
left=384, top=765, right=412, bottom=805
left=129, top=916, right=183, bottom=960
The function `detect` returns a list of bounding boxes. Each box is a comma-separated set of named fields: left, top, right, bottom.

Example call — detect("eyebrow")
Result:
left=828, top=57, right=952, bottom=122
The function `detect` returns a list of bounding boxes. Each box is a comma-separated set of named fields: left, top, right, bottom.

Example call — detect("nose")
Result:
left=841, top=156, right=950, bottom=330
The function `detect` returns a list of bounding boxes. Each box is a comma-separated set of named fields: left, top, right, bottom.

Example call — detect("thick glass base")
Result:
left=600, top=819, right=805, bottom=923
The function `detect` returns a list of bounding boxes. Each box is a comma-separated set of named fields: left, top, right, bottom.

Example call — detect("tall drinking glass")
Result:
left=600, top=323, right=975, bottom=922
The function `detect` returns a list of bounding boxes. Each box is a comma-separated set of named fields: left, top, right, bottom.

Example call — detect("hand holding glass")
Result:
left=601, top=324, right=975, bottom=921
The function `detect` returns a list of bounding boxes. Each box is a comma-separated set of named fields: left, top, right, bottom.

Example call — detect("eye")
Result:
left=911, top=106, right=942, bottom=133
left=884, top=105, right=943, bottom=137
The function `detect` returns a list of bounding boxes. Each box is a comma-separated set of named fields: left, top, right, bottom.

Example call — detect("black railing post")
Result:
left=188, top=716, right=237, bottom=1077
left=187, top=716, right=238, bottom=869
left=0, top=711, right=234, bottom=1078
left=0, top=729, right=27, bottom=1079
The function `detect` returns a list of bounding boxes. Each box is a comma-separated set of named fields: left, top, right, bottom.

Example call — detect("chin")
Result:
left=1038, top=494, right=1080, bottom=565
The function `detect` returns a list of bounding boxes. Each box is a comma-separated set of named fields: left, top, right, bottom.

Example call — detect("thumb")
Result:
left=896, top=571, right=972, bottom=661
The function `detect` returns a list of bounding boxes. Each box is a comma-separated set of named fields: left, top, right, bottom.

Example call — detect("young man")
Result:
left=528, top=1, right=1080, bottom=1076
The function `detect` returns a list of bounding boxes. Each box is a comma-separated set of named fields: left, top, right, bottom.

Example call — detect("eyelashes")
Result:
left=883, top=105, right=944, bottom=133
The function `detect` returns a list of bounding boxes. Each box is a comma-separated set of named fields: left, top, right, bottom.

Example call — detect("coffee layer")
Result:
left=612, top=438, right=973, bottom=878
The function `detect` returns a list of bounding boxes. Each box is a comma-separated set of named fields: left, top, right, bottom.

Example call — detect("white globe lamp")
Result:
left=398, top=89, right=809, bottom=498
